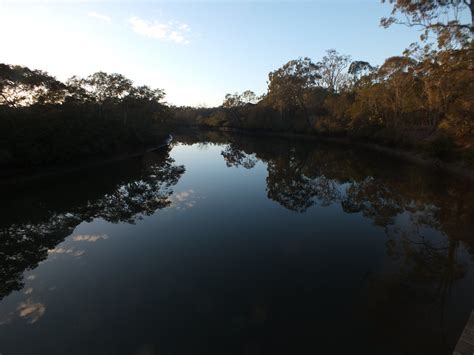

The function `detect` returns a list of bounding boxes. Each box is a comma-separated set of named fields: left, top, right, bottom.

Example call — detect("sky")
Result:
left=0, top=0, right=423, bottom=107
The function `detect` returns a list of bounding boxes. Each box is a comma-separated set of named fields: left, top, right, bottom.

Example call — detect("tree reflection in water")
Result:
left=1, top=131, right=473, bottom=355
left=177, top=130, right=474, bottom=354
left=0, top=147, right=185, bottom=300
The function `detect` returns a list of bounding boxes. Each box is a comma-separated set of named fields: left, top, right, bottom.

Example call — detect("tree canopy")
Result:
left=0, top=65, right=171, bottom=168
left=381, top=0, right=473, bottom=47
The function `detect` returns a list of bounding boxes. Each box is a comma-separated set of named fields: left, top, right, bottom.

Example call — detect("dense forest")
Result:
left=0, top=0, right=473, bottom=170
left=0, top=67, right=172, bottom=169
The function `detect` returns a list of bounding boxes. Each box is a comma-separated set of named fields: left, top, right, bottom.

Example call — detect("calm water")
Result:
left=1, top=131, right=474, bottom=355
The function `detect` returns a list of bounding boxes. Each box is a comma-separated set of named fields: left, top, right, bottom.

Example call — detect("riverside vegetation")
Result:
left=1, top=0, right=473, bottom=170
left=0, top=68, right=171, bottom=169
left=174, top=1, right=474, bottom=163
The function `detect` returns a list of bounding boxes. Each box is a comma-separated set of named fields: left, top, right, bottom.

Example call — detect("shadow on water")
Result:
left=0, top=146, right=185, bottom=300
left=1, top=130, right=473, bottom=355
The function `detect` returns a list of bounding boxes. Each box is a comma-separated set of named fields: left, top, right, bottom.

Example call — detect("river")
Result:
left=1, top=131, right=473, bottom=355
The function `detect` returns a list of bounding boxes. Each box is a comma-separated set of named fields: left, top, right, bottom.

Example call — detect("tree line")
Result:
left=1, top=0, right=472, bottom=169
left=0, top=66, right=172, bottom=168
left=174, top=0, right=473, bottom=160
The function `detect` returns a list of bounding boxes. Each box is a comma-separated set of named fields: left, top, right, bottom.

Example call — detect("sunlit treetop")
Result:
left=381, top=0, right=473, bottom=48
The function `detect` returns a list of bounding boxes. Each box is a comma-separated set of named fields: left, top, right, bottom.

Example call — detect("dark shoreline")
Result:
left=2, top=128, right=474, bottom=184
left=0, top=134, right=173, bottom=185
left=176, top=126, right=474, bottom=181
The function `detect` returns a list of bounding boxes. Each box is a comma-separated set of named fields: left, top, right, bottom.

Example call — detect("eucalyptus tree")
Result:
left=223, top=90, right=258, bottom=108
left=381, top=0, right=473, bottom=47
left=348, top=61, right=376, bottom=87
left=221, top=90, right=259, bottom=127
left=316, top=49, right=352, bottom=93
left=267, top=57, right=321, bottom=126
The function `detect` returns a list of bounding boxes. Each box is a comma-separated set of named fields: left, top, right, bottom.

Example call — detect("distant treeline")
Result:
left=1, top=0, right=473, bottom=169
left=174, top=1, right=474, bottom=160
left=174, top=45, right=473, bottom=159
left=0, top=66, right=171, bottom=168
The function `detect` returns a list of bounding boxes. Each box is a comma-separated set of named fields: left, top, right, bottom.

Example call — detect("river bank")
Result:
left=175, top=126, right=474, bottom=181
left=3, top=127, right=474, bottom=184
left=0, top=134, right=173, bottom=185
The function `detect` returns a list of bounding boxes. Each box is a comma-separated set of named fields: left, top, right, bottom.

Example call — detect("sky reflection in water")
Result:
left=0, top=132, right=473, bottom=355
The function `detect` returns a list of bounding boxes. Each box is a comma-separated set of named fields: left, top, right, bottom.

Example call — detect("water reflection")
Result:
left=17, top=299, right=46, bottom=324
left=72, top=234, right=109, bottom=242
left=0, top=146, right=184, bottom=300
left=0, top=131, right=473, bottom=355
left=178, top=131, right=473, bottom=239
left=175, top=131, right=474, bottom=353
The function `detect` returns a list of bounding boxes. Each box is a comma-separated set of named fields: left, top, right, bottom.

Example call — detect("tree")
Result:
left=0, top=64, right=171, bottom=168
left=381, top=0, right=473, bottom=47
left=223, top=92, right=243, bottom=108
left=223, top=90, right=258, bottom=108
left=65, top=76, right=94, bottom=104
left=267, top=57, right=321, bottom=123
left=348, top=61, right=376, bottom=86
left=124, top=85, right=168, bottom=126
left=317, top=49, right=351, bottom=93
left=240, top=90, right=259, bottom=105
left=0, top=64, right=66, bottom=107
left=350, top=56, right=423, bottom=128
left=422, top=48, right=474, bottom=136
left=75, top=72, right=134, bottom=104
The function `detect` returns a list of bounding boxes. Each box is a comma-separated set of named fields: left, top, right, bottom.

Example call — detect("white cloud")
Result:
left=128, top=16, right=191, bottom=45
left=17, top=299, right=46, bottom=324
left=73, top=234, right=109, bottom=242
left=88, top=11, right=112, bottom=24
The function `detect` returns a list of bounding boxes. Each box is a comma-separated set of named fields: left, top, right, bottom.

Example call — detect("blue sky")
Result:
left=0, top=0, right=422, bottom=106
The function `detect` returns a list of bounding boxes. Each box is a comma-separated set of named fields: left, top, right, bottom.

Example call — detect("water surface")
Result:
left=1, top=131, right=473, bottom=355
